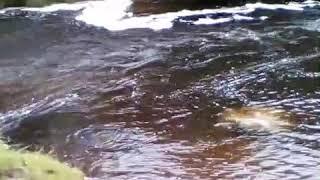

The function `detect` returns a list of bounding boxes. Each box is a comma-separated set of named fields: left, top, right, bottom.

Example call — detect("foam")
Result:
left=1, top=0, right=319, bottom=31
left=75, top=0, right=320, bottom=31
left=24, top=2, right=87, bottom=12
left=75, top=2, right=256, bottom=30
left=0, top=2, right=87, bottom=13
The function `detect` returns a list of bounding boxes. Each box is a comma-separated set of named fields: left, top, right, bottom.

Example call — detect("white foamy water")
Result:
left=75, top=0, right=320, bottom=30
left=1, top=0, right=320, bottom=30
left=75, top=0, right=259, bottom=30
left=0, top=1, right=87, bottom=13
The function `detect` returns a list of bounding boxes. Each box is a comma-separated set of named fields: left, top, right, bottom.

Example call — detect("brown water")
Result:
left=0, top=1, right=320, bottom=179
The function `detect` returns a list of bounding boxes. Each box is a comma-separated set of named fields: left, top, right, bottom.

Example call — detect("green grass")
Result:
left=0, top=141, right=84, bottom=180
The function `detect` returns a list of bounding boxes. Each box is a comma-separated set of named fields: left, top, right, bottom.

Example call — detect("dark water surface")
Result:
left=0, top=0, right=82, bottom=8
left=0, top=0, right=320, bottom=179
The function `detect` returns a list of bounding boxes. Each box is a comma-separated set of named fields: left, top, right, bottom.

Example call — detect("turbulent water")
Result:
left=0, top=0, right=320, bottom=179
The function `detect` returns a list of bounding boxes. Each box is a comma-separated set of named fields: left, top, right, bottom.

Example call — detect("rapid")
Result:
left=0, top=0, right=320, bottom=179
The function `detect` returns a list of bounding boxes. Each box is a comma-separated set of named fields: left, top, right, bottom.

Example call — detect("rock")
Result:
left=221, top=107, right=294, bottom=131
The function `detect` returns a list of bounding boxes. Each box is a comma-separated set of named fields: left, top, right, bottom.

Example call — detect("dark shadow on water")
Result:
left=3, top=112, right=91, bottom=151
left=0, top=0, right=83, bottom=8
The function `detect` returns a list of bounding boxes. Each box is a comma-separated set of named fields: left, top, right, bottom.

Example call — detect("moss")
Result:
left=0, top=141, right=84, bottom=180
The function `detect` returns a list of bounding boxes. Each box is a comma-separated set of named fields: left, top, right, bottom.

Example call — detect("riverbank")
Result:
left=0, top=140, right=84, bottom=180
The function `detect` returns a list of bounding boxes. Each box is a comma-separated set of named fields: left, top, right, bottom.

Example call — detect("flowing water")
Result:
left=0, top=0, right=320, bottom=179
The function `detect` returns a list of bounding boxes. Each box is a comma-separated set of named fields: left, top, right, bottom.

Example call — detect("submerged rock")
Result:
left=220, top=107, right=294, bottom=131
left=0, top=140, right=84, bottom=180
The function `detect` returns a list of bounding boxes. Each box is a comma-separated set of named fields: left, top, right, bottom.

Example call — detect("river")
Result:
left=0, top=0, right=320, bottom=179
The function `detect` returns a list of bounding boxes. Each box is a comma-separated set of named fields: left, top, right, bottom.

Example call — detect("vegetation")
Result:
left=0, top=140, right=84, bottom=180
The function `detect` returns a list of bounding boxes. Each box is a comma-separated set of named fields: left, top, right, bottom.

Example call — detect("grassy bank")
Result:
left=0, top=140, right=83, bottom=180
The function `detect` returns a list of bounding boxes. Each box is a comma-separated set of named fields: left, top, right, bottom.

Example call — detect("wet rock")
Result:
left=220, top=107, right=294, bottom=132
